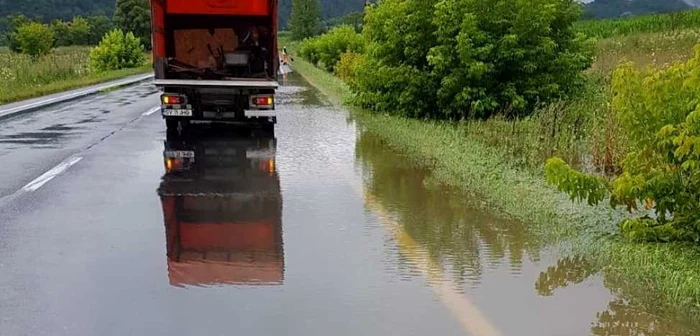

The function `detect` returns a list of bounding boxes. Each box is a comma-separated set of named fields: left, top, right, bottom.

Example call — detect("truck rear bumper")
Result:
left=155, top=79, right=279, bottom=89
left=244, top=110, right=276, bottom=118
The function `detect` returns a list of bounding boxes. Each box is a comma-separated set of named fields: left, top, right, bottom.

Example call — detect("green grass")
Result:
left=289, top=44, right=700, bottom=319
left=576, top=9, right=700, bottom=39
left=0, top=47, right=151, bottom=105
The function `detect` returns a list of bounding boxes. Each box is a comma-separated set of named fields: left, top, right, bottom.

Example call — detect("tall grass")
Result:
left=0, top=47, right=150, bottom=104
left=576, top=9, right=700, bottom=39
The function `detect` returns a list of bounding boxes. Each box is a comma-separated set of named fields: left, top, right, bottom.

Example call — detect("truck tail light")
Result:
left=252, top=95, right=274, bottom=107
left=165, top=158, right=182, bottom=173
left=162, top=94, right=185, bottom=105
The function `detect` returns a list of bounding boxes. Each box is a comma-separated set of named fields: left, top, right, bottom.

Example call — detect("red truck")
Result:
left=157, top=129, right=284, bottom=286
left=150, top=0, right=280, bottom=134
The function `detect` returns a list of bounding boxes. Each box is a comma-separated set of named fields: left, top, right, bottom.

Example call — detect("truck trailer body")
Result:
left=150, top=0, right=280, bottom=133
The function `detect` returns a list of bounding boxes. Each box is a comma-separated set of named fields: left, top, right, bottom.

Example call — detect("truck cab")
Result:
left=150, top=0, right=280, bottom=134
left=157, top=128, right=283, bottom=286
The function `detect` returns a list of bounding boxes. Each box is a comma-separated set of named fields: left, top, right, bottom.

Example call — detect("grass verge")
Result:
left=0, top=47, right=151, bottom=105
left=288, top=45, right=700, bottom=318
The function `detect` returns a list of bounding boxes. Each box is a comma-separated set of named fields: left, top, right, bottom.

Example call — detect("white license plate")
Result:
left=162, top=109, right=193, bottom=117
left=164, top=151, right=195, bottom=159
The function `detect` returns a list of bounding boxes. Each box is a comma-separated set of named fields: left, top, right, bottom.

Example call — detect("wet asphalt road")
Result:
left=0, top=73, right=698, bottom=336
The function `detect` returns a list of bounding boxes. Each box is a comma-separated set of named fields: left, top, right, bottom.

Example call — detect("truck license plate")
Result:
left=164, top=151, right=195, bottom=159
left=162, top=109, right=192, bottom=117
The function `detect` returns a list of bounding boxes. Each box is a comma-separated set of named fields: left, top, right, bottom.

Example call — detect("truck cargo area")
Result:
left=150, top=0, right=279, bottom=133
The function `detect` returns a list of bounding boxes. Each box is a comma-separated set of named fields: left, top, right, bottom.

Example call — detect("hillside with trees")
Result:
left=0, top=0, right=115, bottom=21
left=583, top=0, right=694, bottom=19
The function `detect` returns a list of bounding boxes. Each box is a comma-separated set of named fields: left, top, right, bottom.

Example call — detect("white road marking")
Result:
left=142, top=106, right=161, bottom=116
left=22, top=157, right=83, bottom=192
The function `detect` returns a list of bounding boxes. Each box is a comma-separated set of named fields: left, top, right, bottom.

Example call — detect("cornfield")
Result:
left=576, top=9, right=700, bottom=39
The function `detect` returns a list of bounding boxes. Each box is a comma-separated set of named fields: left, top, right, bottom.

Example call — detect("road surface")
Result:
left=0, top=73, right=697, bottom=336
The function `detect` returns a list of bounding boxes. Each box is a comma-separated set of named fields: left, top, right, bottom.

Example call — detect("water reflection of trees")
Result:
left=535, top=257, right=698, bottom=335
left=535, top=256, right=595, bottom=296
left=356, top=133, right=542, bottom=284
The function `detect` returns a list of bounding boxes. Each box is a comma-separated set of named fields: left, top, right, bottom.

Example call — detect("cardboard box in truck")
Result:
left=150, top=0, right=280, bottom=135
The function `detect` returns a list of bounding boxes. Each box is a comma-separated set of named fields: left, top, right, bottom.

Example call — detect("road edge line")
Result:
left=0, top=74, right=154, bottom=120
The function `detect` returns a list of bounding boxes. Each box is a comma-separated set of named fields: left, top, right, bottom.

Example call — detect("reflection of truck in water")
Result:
left=157, top=129, right=283, bottom=287
left=150, top=0, right=280, bottom=134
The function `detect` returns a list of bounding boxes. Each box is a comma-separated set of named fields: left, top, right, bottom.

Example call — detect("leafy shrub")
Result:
left=334, top=51, right=365, bottom=83
left=545, top=47, right=700, bottom=243
left=14, top=22, right=55, bottom=58
left=299, top=38, right=321, bottom=65
left=352, top=0, right=594, bottom=120
left=298, top=25, right=365, bottom=72
left=89, top=29, right=145, bottom=72
left=6, top=15, right=32, bottom=53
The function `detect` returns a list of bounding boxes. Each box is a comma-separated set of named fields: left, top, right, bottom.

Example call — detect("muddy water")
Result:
left=348, top=90, right=700, bottom=334
left=0, top=69, right=698, bottom=336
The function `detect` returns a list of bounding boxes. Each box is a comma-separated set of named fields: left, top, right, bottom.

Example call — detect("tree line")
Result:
left=2, top=0, right=151, bottom=57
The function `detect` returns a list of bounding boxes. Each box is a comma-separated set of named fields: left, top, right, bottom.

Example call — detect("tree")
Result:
left=15, top=22, right=55, bottom=57
left=350, top=0, right=594, bottom=120
left=114, top=0, right=151, bottom=48
left=290, top=0, right=321, bottom=40
left=90, top=29, right=145, bottom=72
left=87, top=15, right=114, bottom=45
left=69, top=16, right=92, bottom=45
left=51, top=20, right=72, bottom=46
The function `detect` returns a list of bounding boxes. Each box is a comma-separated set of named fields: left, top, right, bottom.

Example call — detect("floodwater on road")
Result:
left=0, top=72, right=698, bottom=336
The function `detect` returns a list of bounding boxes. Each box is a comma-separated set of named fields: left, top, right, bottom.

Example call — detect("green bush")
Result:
left=14, top=22, right=55, bottom=58
left=298, top=25, right=365, bottom=72
left=334, top=51, right=365, bottom=83
left=545, top=47, right=700, bottom=243
left=6, top=15, right=32, bottom=53
left=351, top=0, right=595, bottom=120
left=89, top=29, right=145, bottom=72
left=350, top=0, right=439, bottom=117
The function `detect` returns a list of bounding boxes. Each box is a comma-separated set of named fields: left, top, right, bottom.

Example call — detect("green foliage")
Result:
left=86, top=15, right=114, bottom=45
left=290, top=0, right=322, bottom=40
left=334, top=51, right=365, bottom=83
left=298, top=25, right=365, bottom=71
left=546, top=48, right=700, bottom=242
left=322, top=11, right=365, bottom=32
left=350, top=0, right=595, bottom=120
left=89, top=29, right=145, bottom=72
left=52, top=17, right=92, bottom=47
left=279, top=0, right=370, bottom=29
left=0, top=0, right=115, bottom=23
left=0, top=46, right=149, bottom=104
left=114, top=0, right=151, bottom=48
left=545, top=157, right=610, bottom=206
left=5, top=15, right=32, bottom=52
left=14, top=22, right=55, bottom=58
left=351, top=0, right=439, bottom=117
left=577, top=9, right=700, bottom=39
